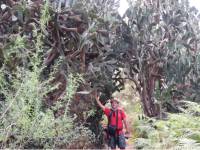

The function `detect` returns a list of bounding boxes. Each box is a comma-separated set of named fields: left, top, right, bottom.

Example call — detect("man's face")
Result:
left=111, top=100, right=119, bottom=110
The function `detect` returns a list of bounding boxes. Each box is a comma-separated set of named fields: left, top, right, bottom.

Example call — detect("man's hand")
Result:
left=93, top=90, right=100, bottom=101
left=125, top=131, right=129, bottom=134
left=125, top=131, right=131, bottom=139
left=93, top=91, right=105, bottom=110
left=95, top=92, right=100, bottom=101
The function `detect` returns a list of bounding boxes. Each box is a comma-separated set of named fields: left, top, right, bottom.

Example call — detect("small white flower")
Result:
left=12, top=15, right=18, bottom=21
left=1, top=4, right=7, bottom=10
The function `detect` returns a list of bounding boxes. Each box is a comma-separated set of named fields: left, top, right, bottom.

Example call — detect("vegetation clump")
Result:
left=133, top=101, right=200, bottom=149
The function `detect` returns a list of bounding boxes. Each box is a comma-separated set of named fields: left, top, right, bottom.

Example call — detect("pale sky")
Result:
left=190, top=0, right=200, bottom=10
left=118, top=0, right=200, bottom=16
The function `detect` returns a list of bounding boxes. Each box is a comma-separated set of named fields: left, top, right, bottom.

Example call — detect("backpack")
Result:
left=107, top=109, right=122, bottom=136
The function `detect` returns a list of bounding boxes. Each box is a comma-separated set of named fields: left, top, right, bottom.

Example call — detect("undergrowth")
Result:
left=133, top=101, right=200, bottom=149
left=0, top=1, right=95, bottom=148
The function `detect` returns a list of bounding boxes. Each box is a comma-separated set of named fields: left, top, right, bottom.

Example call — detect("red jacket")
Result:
left=103, top=107, right=126, bottom=135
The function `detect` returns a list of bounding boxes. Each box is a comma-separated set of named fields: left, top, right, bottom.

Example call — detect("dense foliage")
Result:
left=133, top=101, right=200, bottom=149
left=0, top=0, right=122, bottom=148
left=1, top=0, right=200, bottom=149
left=115, top=0, right=200, bottom=117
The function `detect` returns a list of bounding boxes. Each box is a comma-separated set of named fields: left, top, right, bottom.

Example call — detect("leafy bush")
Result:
left=0, top=61, right=95, bottom=148
left=0, top=1, right=95, bottom=147
left=133, top=101, right=200, bottom=149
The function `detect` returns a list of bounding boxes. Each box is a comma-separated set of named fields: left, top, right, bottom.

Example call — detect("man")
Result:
left=95, top=93, right=129, bottom=150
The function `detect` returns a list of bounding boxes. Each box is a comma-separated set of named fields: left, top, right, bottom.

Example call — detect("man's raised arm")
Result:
left=95, top=92, right=105, bottom=110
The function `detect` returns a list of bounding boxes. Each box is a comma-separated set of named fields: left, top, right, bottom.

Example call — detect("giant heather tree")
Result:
left=116, top=0, right=200, bottom=117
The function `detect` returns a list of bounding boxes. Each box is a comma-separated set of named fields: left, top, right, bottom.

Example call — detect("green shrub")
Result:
left=0, top=1, right=94, bottom=146
left=133, top=102, right=200, bottom=149
left=0, top=62, right=95, bottom=148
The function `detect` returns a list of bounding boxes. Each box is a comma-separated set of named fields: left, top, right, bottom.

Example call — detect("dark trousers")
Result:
left=108, top=134, right=126, bottom=149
